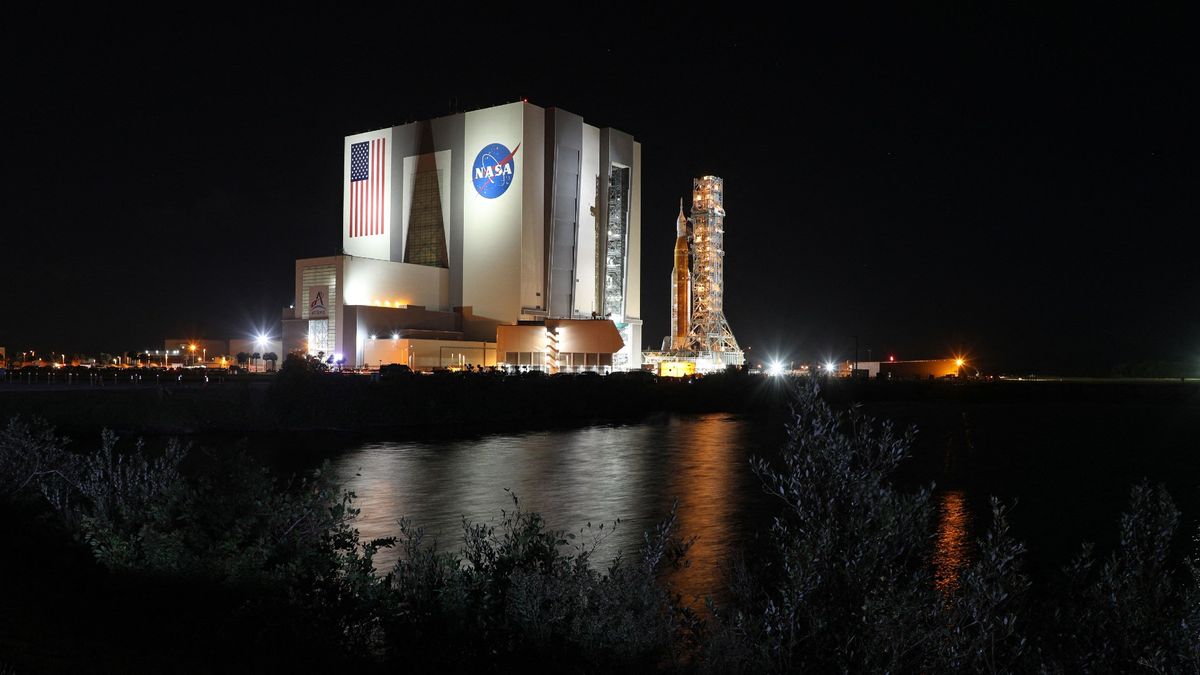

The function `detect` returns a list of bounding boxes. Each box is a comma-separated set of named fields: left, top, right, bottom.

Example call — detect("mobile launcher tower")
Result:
left=685, top=176, right=743, bottom=368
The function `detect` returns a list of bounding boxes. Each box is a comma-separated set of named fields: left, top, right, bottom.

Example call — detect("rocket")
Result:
left=670, top=199, right=691, bottom=350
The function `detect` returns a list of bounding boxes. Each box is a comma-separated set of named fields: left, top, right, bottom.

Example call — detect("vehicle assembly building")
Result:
left=282, top=101, right=643, bottom=371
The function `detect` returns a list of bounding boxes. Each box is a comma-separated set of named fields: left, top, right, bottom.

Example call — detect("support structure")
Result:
left=684, top=176, right=742, bottom=365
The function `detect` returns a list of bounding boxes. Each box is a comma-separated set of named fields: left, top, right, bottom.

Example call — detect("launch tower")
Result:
left=684, top=176, right=742, bottom=365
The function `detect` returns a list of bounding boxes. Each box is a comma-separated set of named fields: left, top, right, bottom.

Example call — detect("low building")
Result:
left=852, top=361, right=880, bottom=378
left=364, top=335, right=495, bottom=371
left=854, top=358, right=964, bottom=379
left=281, top=258, right=501, bottom=366
left=496, top=319, right=624, bottom=374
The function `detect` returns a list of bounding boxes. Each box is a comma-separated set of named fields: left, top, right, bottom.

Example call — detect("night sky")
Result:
left=6, top=7, right=1196, bottom=374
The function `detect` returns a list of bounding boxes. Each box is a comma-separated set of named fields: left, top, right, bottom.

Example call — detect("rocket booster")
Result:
left=670, top=199, right=691, bottom=349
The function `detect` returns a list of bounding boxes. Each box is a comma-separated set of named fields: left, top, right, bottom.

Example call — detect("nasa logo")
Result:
left=471, top=142, right=520, bottom=199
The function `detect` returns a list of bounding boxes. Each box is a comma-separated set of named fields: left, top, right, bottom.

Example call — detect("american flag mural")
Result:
left=349, top=138, right=385, bottom=237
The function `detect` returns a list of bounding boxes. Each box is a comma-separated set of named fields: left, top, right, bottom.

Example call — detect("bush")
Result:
left=0, top=416, right=74, bottom=502
left=705, top=379, right=941, bottom=673
left=0, top=419, right=694, bottom=670
left=1, top=395, right=1196, bottom=672
left=704, top=380, right=1196, bottom=673
left=383, top=491, right=694, bottom=670
left=73, top=446, right=394, bottom=657
left=1050, top=482, right=1199, bottom=672
left=934, top=498, right=1031, bottom=673
left=0, top=423, right=391, bottom=662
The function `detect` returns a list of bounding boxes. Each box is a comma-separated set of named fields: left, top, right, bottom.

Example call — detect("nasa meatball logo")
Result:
left=471, top=142, right=520, bottom=199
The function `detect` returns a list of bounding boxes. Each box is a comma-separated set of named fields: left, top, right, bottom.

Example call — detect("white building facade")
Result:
left=284, top=101, right=642, bottom=369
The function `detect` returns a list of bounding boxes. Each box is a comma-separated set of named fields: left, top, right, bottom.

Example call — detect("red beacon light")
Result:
left=888, top=355, right=895, bottom=362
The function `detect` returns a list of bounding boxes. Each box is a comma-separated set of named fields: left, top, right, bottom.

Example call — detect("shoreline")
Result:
left=1, top=374, right=1194, bottom=439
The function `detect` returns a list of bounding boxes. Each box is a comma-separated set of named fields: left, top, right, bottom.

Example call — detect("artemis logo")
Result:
left=471, top=142, right=520, bottom=199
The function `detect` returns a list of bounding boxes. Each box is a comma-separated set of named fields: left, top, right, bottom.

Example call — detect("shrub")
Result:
left=74, top=447, right=395, bottom=656
left=1050, top=482, right=1199, bottom=672
left=705, top=381, right=1196, bottom=673
left=384, top=491, right=693, bottom=670
left=0, top=416, right=74, bottom=503
left=0, top=422, right=392, bottom=660
left=708, top=379, right=940, bottom=673
left=934, top=498, right=1032, bottom=673
left=2, top=399, right=1196, bottom=672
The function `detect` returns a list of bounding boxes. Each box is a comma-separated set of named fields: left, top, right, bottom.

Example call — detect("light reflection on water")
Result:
left=332, top=414, right=766, bottom=604
left=933, top=490, right=971, bottom=595
left=291, top=398, right=1199, bottom=604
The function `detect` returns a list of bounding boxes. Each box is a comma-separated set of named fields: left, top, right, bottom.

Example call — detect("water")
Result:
left=868, top=398, right=1200, bottom=579
left=259, top=396, right=1197, bottom=604
left=329, top=413, right=774, bottom=606
left=934, top=490, right=971, bottom=595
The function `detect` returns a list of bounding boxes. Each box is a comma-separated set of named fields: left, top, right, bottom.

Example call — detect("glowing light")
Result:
left=391, top=332, right=399, bottom=340
left=955, top=358, right=965, bottom=368
left=825, top=361, right=836, bottom=373
left=767, top=361, right=784, bottom=377
left=888, top=355, right=895, bottom=362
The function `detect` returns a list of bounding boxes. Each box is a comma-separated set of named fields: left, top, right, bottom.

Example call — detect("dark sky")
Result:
left=5, top=7, right=1196, bottom=374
